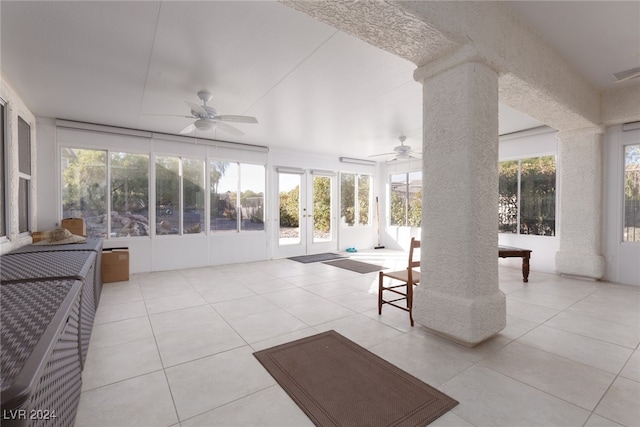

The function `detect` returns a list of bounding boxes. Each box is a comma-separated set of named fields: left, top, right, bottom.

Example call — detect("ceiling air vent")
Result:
left=613, top=66, right=640, bottom=83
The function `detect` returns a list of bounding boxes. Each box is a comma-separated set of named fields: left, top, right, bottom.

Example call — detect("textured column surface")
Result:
left=413, top=58, right=505, bottom=346
left=555, top=127, right=605, bottom=279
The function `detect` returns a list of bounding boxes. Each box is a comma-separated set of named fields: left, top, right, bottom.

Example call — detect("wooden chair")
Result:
left=378, top=237, right=420, bottom=326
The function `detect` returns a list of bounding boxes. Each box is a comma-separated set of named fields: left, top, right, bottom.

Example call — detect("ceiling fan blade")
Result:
left=215, top=121, right=244, bottom=136
left=202, top=105, right=218, bottom=116
left=368, top=152, right=396, bottom=158
left=179, top=123, right=196, bottom=134
left=185, top=101, right=207, bottom=117
left=143, top=113, right=195, bottom=118
left=214, top=115, right=258, bottom=124
left=614, top=70, right=640, bottom=83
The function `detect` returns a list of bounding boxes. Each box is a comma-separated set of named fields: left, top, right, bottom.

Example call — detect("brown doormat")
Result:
left=323, top=258, right=384, bottom=274
left=253, top=330, right=458, bottom=427
left=288, top=253, right=346, bottom=263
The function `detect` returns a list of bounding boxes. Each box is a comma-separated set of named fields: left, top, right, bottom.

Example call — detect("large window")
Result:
left=63, top=148, right=150, bottom=238
left=62, top=148, right=108, bottom=237
left=210, top=161, right=238, bottom=232
left=340, top=173, right=371, bottom=227
left=499, top=155, right=556, bottom=236
left=65, top=147, right=265, bottom=238
left=239, top=163, right=265, bottom=231
left=389, top=171, right=421, bottom=227
left=182, top=158, right=204, bottom=234
left=358, top=174, right=371, bottom=226
left=498, top=161, right=518, bottom=233
left=155, top=156, right=180, bottom=235
left=0, top=101, right=6, bottom=238
left=110, top=152, right=149, bottom=237
left=210, top=161, right=265, bottom=233
left=624, top=144, right=640, bottom=242
left=18, top=117, right=31, bottom=233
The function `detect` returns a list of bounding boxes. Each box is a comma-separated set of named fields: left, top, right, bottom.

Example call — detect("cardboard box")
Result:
left=102, top=248, right=130, bottom=283
left=31, top=231, right=51, bottom=242
left=61, top=218, right=86, bottom=237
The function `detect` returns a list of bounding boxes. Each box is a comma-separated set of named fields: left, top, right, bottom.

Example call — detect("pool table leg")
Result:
left=522, top=255, right=530, bottom=283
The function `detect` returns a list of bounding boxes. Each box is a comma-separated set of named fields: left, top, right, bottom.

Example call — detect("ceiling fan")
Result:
left=177, top=90, right=258, bottom=136
left=369, top=136, right=421, bottom=161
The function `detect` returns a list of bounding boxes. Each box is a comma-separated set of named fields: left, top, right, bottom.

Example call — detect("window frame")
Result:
left=623, top=143, right=640, bottom=243
left=340, top=171, right=372, bottom=228
left=17, top=116, right=32, bottom=235
left=61, top=145, right=152, bottom=239
left=388, top=170, right=422, bottom=227
left=0, top=98, right=7, bottom=241
left=209, top=160, right=266, bottom=234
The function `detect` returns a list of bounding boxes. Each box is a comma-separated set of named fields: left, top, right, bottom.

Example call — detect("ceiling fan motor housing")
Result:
left=197, top=90, right=213, bottom=103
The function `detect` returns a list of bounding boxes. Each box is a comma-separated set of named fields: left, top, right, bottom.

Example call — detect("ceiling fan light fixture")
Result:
left=194, top=118, right=215, bottom=131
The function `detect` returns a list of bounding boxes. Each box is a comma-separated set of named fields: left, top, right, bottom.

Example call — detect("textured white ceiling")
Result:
left=2, top=1, right=633, bottom=159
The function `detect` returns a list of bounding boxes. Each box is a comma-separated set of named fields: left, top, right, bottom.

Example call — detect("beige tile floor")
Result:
left=75, top=250, right=640, bottom=427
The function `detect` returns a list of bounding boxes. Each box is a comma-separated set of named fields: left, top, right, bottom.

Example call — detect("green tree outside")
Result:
left=314, top=176, right=331, bottom=233
left=279, top=185, right=299, bottom=228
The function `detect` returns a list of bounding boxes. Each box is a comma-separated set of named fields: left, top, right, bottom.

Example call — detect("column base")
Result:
left=413, top=288, right=506, bottom=347
left=555, top=251, right=605, bottom=280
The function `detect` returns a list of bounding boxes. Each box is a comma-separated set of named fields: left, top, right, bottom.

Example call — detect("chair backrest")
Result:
left=408, top=237, right=420, bottom=269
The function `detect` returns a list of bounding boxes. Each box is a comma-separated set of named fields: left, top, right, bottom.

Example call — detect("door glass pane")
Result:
left=358, top=174, right=370, bottom=226
left=183, top=158, right=204, bottom=234
left=211, top=161, right=238, bottom=232
left=624, top=144, right=640, bottom=242
left=110, top=152, right=149, bottom=237
left=279, top=173, right=300, bottom=244
left=313, top=175, right=331, bottom=242
left=390, top=173, right=407, bottom=226
left=156, top=156, right=180, bottom=235
left=340, top=173, right=355, bottom=226
left=499, top=160, right=518, bottom=233
left=61, top=148, right=107, bottom=238
left=520, top=156, right=556, bottom=236
left=240, top=163, right=265, bottom=232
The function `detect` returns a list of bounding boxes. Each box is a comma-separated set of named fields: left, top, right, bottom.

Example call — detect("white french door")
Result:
left=274, top=169, right=337, bottom=258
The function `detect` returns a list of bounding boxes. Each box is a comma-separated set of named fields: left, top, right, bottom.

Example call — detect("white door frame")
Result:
left=272, top=167, right=338, bottom=258
left=604, top=125, right=640, bottom=285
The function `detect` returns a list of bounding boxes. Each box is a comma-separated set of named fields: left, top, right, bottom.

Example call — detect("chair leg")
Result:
left=377, top=272, right=383, bottom=315
left=408, top=283, right=414, bottom=327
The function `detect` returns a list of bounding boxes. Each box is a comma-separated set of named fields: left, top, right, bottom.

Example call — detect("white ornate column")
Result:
left=555, top=127, right=605, bottom=279
left=412, top=48, right=505, bottom=347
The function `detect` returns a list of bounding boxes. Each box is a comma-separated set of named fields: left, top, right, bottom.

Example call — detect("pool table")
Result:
left=499, top=245, right=532, bottom=282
